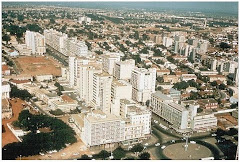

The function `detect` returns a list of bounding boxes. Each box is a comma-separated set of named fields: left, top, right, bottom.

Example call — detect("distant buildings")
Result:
left=25, top=30, right=46, bottom=55
left=78, top=16, right=91, bottom=24
left=162, top=37, right=173, bottom=47
left=44, top=29, right=88, bottom=57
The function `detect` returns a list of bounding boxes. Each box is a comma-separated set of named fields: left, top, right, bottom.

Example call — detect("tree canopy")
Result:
left=2, top=110, right=77, bottom=160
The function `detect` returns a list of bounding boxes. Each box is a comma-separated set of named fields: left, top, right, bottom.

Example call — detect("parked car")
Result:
left=190, top=141, right=196, bottom=144
left=155, top=143, right=160, bottom=146
left=161, top=145, right=166, bottom=149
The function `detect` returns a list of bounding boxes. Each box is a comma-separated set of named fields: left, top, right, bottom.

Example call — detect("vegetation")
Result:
left=54, top=82, right=64, bottom=96
left=10, top=84, right=32, bottom=100
left=2, top=34, right=10, bottom=44
left=95, top=150, right=110, bottom=160
left=138, top=152, right=151, bottom=160
left=49, top=109, right=65, bottom=116
left=78, top=154, right=92, bottom=160
left=130, top=143, right=144, bottom=153
left=113, top=146, right=126, bottom=160
left=173, top=81, right=189, bottom=90
left=2, top=110, right=77, bottom=160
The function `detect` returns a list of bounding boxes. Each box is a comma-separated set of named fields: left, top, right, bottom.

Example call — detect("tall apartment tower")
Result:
left=131, top=68, right=156, bottom=103
left=92, top=72, right=113, bottom=114
left=111, top=80, right=132, bottom=116
left=102, top=53, right=120, bottom=75
left=25, top=30, right=46, bottom=55
left=114, top=59, right=135, bottom=80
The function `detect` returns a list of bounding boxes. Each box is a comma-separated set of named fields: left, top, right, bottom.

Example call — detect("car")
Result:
left=128, top=146, right=133, bottom=149
left=73, top=152, right=79, bottom=156
left=170, top=140, right=175, bottom=143
left=155, top=143, right=160, bottom=146
left=144, top=143, right=149, bottom=146
left=211, top=133, right=217, bottom=137
left=161, top=145, right=166, bottom=149
left=88, top=155, right=93, bottom=158
left=40, top=153, right=45, bottom=156
left=190, top=141, right=196, bottom=144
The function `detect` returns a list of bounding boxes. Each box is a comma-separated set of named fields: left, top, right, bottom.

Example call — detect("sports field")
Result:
left=13, top=56, right=62, bottom=76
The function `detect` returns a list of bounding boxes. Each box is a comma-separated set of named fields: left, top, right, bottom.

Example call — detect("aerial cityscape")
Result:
left=1, top=1, right=239, bottom=160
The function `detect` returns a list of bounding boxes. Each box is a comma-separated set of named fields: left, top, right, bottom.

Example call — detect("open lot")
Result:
left=2, top=98, right=25, bottom=147
left=13, top=56, right=62, bottom=76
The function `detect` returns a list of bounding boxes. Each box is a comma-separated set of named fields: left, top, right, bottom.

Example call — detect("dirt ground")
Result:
left=2, top=98, right=25, bottom=147
left=13, top=56, right=62, bottom=76
left=163, top=143, right=212, bottom=160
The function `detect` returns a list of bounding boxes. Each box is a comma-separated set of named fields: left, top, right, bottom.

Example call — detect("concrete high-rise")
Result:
left=92, top=72, right=113, bottom=114
left=131, top=68, right=156, bottom=103
left=25, top=30, right=46, bottom=55
left=114, top=59, right=135, bottom=80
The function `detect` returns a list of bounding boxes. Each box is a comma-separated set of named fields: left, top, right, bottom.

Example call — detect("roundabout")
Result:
left=162, top=142, right=212, bottom=160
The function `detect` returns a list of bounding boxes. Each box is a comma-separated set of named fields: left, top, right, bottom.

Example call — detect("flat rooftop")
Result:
left=152, top=91, right=172, bottom=101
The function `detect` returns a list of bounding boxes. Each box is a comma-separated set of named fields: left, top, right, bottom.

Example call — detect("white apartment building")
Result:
left=111, top=80, right=132, bottom=116
left=78, top=16, right=91, bottom=24
left=131, top=68, right=156, bottom=103
left=25, top=30, right=46, bottom=55
left=200, top=71, right=218, bottom=76
left=44, top=29, right=68, bottom=54
left=191, top=114, right=217, bottom=132
left=2, top=81, right=10, bottom=99
left=163, top=37, right=173, bottom=47
left=92, top=72, right=113, bottom=114
left=35, top=74, right=53, bottom=82
left=114, top=59, right=135, bottom=80
left=150, top=91, right=189, bottom=131
left=77, top=63, right=102, bottom=105
left=102, top=53, right=120, bottom=75
left=181, top=74, right=197, bottom=81
left=120, top=99, right=151, bottom=136
left=68, top=38, right=88, bottom=57
left=181, top=100, right=217, bottom=132
left=82, top=110, right=125, bottom=147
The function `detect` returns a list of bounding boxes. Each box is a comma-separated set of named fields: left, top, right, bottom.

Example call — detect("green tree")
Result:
left=50, top=18, right=55, bottom=24
left=219, top=84, right=226, bottom=90
left=78, top=154, right=92, bottom=160
left=138, top=152, right=150, bottom=160
left=130, top=143, right=144, bottom=153
left=211, top=81, right=217, bottom=87
left=220, top=42, right=231, bottom=50
left=17, top=15, right=24, bottom=21
left=113, top=146, right=126, bottom=160
left=2, top=34, right=10, bottom=44
left=96, top=150, right=110, bottom=159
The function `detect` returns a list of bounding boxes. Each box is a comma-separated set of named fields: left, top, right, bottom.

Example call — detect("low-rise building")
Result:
left=2, top=99, right=12, bottom=119
left=198, top=98, right=218, bottom=109
left=163, top=75, right=179, bottom=84
left=2, top=81, right=10, bottom=99
left=35, top=74, right=53, bottom=82
left=2, top=65, right=10, bottom=76
left=181, top=74, right=197, bottom=81
left=207, top=75, right=227, bottom=84
left=49, top=95, right=78, bottom=112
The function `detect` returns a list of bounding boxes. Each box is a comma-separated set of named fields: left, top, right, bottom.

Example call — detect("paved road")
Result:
left=46, top=45, right=69, bottom=66
left=29, top=100, right=54, bottom=117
